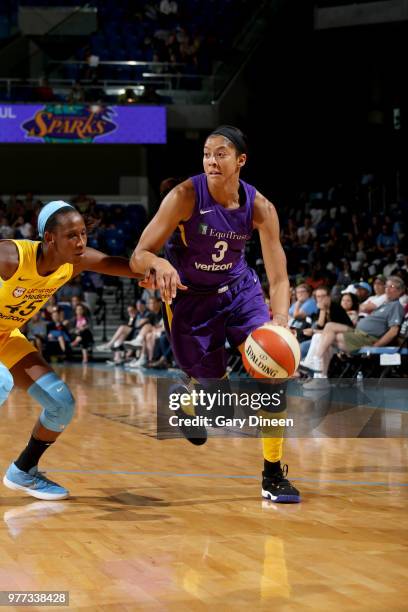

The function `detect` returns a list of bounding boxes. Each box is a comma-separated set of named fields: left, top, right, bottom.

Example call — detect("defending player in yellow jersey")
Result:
left=0, top=200, right=151, bottom=500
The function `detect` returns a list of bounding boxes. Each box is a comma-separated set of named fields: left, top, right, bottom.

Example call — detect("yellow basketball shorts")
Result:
left=0, top=329, right=37, bottom=370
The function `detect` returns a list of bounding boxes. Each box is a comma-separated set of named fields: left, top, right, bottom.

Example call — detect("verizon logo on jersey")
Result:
left=195, top=262, right=233, bottom=271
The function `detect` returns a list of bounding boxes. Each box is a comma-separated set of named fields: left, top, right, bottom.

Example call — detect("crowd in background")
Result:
left=1, top=180, right=407, bottom=376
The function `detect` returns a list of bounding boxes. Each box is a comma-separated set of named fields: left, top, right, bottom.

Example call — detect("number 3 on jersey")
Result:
left=212, top=240, right=228, bottom=263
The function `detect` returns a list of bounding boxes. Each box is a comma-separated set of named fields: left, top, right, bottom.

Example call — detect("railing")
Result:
left=0, top=70, right=218, bottom=104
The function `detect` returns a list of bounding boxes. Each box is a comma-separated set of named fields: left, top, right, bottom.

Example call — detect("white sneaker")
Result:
left=125, top=359, right=138, bottom=367
left=124, top=336, right=143, bottom=350
left=95, top=343, right=111, bottom=352
left=126, top=357, right=147, bottom=368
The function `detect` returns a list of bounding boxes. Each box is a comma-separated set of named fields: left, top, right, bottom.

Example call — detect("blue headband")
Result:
left=38, top=201, right=75, bottom=238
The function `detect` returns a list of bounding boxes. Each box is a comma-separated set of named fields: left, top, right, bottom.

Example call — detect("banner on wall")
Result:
left=0, top=104, right=167, bottom=144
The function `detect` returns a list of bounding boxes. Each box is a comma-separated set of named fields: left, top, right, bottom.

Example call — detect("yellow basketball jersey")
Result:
left=0, top=240, right=73, bottom=332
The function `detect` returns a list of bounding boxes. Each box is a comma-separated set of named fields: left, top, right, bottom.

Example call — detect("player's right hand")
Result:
left=152, top=258, right=187, bottom=304
left=0, top=362, right=13, bottom=407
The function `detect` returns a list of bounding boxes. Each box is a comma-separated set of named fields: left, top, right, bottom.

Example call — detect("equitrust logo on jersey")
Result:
left=197, top=224, right=249, bottom=241
left=22, top=104, right=117, bottom=143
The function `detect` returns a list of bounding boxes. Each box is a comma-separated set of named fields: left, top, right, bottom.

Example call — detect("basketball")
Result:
left=242, top=324, right=301, bottom=379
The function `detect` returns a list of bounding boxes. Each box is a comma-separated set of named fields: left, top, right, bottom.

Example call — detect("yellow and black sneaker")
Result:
left=261, top=464, right=301, bottom=503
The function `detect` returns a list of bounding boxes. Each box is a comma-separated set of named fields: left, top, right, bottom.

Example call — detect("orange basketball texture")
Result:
left=242, top=324, right=301, bottom=379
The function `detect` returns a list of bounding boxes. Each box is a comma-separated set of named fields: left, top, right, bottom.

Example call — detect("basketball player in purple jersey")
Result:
left=130, top=126, right=300, bottom=503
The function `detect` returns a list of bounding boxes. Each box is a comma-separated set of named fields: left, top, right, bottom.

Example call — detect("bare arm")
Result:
left=72, top=248, right=145, bottom=279
left=316, top=308, right=327, bottom=328
left=129, top=180, right=194, bottom=302
left=372, top=325, right=400, bottom=347
left=0, top=240, right=19, bottom=280
left=359, top=300, right=378, bottom=314
left=253, top=192, right=290, bottom=326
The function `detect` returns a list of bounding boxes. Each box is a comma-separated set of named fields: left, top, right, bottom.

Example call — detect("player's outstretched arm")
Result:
left=253, top=192, right=290, bottom=327
left=72, top=247, right=154, bottom=287
left=130, top=181, right=194, bottom=303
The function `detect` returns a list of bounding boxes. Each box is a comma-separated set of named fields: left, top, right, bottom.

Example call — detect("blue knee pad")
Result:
left=0, top=362, right=14, bottom=407
left=28, top=372, right=75, bottom=432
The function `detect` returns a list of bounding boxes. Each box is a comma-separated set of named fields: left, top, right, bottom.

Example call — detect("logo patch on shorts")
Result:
left=13, top=287, right=27, bottom=298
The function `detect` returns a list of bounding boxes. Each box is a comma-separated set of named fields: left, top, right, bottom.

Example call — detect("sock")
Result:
left=263, top=458, right=282, bottom=477
left=262, top=428, right=283, bottom=468
left=260, top=407, right=285, bottom=464
left=14, top=436, right=54, bottom=473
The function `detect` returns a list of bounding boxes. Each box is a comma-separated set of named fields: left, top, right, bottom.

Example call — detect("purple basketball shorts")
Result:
left=163, top=268, right=270, bottom=380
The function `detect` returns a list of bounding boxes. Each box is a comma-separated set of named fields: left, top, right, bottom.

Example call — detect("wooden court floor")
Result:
left=0, top=365, right=407, bottom=611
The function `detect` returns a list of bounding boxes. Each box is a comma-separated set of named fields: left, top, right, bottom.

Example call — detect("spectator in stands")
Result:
left=69, top=304, right=94, bottom=363
left=144, top=317, right=167, bottom=367
left=304, top=276, right=406, bottom=386
left=70, top=295, right=89, bottom=315
left=126, top=297, right=162, bottom=368
left=354, top=281, right=372, bottom=304
left=96, top=302, right=148, bottom=365
left=13, top=214, right=34, bottom=239
left=300, top=285, right=353, bottom=361
left=377, top=224, right=399, bottom=253
left=336, top=260, right=353, bottom=289
left=359, top=275, right=386, bottom=315
left=46, top=308, right=71, bottom=359
left=289, top=284, right=317, bottom=320
left=340, top=292, right=359, bottom=326
left=354, top=239, right=367, bottom=266
left=383, top=253, right=400, bottom=277
left=297, top=215, right=316, bottom=243
left=289, top=284, right=317, bottom=341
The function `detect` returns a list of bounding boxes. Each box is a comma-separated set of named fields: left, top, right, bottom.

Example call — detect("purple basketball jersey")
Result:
left=165, top=173, right=256, bottom=290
